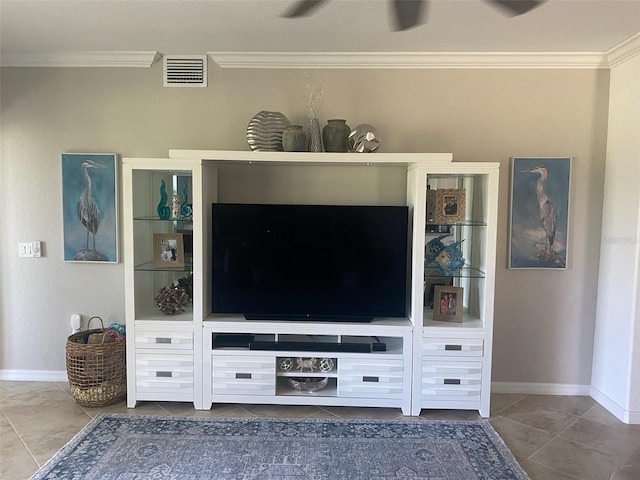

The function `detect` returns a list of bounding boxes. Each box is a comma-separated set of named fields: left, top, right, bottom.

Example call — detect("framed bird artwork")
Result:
left=508, top=157, right=571, bottom=269
left=62, top=153, right=118, bottom=263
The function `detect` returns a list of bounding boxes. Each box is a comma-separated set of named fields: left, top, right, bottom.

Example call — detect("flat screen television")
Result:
left=211, top=203, right=409, bottom=322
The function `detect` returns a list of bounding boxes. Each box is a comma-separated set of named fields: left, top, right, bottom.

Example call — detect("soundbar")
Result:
left=249, top=341, right=381, bottom=353
left=212, top=334, right=254, bottom=349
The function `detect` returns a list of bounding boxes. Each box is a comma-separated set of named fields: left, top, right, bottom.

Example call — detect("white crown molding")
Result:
left=208, top=51, right=609, bottom=69
left=4, top=39, right=638, bottom=69
left=0, top=51, right=160, bottom=68
left=607, top=33, right=640, bottom=68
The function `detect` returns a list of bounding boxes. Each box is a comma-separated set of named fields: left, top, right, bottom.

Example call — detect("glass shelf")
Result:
left=134, top=216, right=193, bottom=222
left=427, top=173, right=482, bottom=181
left=424, top=266, right=486, bottom=279
left=135, top=261, right=193, bottom=273
left=425, top=220, right=487, bottom=228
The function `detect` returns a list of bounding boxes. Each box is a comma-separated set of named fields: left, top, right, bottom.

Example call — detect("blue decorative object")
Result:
left=426, top=235, right=466, bottom=276
left=31, top=415, right=529, bottom=480
left=180, top=183, right=193, bottom=217
left=107, top=323, right=126, bottom=336
left=426, top=234, right=449, bottom=261
left=156, top=180, right=170, bottom=219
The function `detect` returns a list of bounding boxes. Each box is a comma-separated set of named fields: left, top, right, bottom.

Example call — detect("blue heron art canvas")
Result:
left=509, top=157, right=571, bottom=269
left=62, top=153, right=118, bottom=262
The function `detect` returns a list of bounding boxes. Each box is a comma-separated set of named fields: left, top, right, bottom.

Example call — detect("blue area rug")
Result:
left=32, top=414, right=529, bottom=479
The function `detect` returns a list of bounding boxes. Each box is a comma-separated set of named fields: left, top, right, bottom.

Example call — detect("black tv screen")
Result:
left=211, top=203, right=409, bottom=322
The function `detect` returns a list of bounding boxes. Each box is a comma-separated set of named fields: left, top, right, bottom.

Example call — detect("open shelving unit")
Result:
left=122, top=151, right=498, bottom=416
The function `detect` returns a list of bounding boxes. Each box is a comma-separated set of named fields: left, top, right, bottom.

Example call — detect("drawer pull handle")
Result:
left=236, top=373, right=252, bottom=379
left=444, top=344, right=462, bottom=351
left=444, top=378, right=461, bottom=385
left=156, top=371, right=172, bottom=378
left=155, top=337, right=172, bottom=344
left=363, top=376, right=379, bottom=383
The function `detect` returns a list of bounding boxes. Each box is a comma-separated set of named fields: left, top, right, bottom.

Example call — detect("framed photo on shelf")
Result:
left=435, top=189, right=466, bottom=223
left=433, top=285, right=463, bottom=322
left=509, top=157, right=571, bottom=269
left=153, top=233, right=185, bottom=268
left=424, top=276, right=454, bottom=309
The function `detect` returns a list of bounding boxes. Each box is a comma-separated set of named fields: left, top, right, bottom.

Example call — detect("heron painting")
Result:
left=509, top=157, right=571, bottom=269
left=62, top=153, right=118, bottom=262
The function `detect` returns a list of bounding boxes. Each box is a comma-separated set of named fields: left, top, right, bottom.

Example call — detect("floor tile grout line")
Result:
left=525, top=395, right=595, bottom=418
left=558, top=406, right=640, bottom=467
left=317, top=406, right=345, bottom=419
left=1, top=405, right=44, bottom=468
left=491, top=410, right=571, bottom=458
left=493, top=411, right=562, bottom=437
left=523, top=457, right=583, bottom=480
left=239, top=405, right=260, bottom=418
left=490, top=394, right=528, bottom=416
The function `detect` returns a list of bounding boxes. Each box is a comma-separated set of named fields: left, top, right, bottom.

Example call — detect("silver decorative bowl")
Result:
left=246, top=111, right=290, bottom=152
left=288, top=377, right=328, bottom=392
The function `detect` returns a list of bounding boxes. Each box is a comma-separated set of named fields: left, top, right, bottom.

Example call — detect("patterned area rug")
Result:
left=32, top=414, right=529, bottom=479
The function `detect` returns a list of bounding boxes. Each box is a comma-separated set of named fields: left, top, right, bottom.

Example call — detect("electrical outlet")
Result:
left=70, top=314, right=81, bottom=333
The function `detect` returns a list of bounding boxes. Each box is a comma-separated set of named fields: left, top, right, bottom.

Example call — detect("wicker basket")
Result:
left=66, top=316, right=126, bottom=407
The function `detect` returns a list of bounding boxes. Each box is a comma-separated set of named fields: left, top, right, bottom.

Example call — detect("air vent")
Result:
left=163, top=55, right=207, bottom=87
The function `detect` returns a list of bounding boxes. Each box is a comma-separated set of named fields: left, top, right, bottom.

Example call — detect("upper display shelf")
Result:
left=169, top=150, right=454, bottom=167
left=133, top=216, right=193, bottom=222
left=425, top=220, right=487, bottom=228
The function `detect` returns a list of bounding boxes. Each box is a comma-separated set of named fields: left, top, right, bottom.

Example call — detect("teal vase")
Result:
left=282, top=125, right=308, bottom=152
left=157, top=180, right=171, bottom=219
left=322, top=119, right=350, bottom=153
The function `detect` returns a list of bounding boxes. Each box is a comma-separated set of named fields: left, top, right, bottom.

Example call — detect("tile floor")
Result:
left=2, top=381, right=639, bottom=480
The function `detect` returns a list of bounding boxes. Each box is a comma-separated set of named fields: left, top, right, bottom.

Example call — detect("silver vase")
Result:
left=308, top=117, right=322, bottom=152
left=246, top=111, right=290, bottom=151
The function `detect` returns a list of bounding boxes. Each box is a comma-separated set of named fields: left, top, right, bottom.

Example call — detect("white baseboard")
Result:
left=0, top=370, right=68, bottom=382
left=590, top=385, right=640, bottom=424
left=491, top=381, right=591, bottom=396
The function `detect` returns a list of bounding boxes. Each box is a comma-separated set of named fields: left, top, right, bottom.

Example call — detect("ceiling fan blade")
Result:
left=391, top=0, right=427, bottom=31
left=488, top=0, right=545, bottom=16
left=281, top=0, right=328, bottom=18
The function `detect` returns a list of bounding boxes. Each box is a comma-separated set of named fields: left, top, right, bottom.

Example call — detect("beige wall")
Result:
left=0, top=63, right=609, bottom=387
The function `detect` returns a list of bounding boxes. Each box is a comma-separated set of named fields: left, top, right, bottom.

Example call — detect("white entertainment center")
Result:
left=123, top=151, right=498, bottom=416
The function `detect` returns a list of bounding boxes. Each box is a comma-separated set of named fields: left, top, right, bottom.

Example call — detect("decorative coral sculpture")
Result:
left=425, top=235, right=466, bottom=276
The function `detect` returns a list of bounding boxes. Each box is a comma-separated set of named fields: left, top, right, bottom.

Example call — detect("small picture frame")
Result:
left=435, top=189, right=466, bottom=223
left=153, top=233, right=185, bottom=268
left=433, top=285, right=463, bottom=322
left=424, top=276, right=454, bottom=309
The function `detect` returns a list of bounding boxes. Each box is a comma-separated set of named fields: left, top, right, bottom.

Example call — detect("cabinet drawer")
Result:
left=136, top=354, right=194, bottom=393
left=135, top=329, right=193, bottom=350
left=422, top=337, right=483, bottom=357
left=338, top=358, right=403, bottom=399
left=212, top=355, right=275, bottom=396
left=421, top=359, right=482, bottom=401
